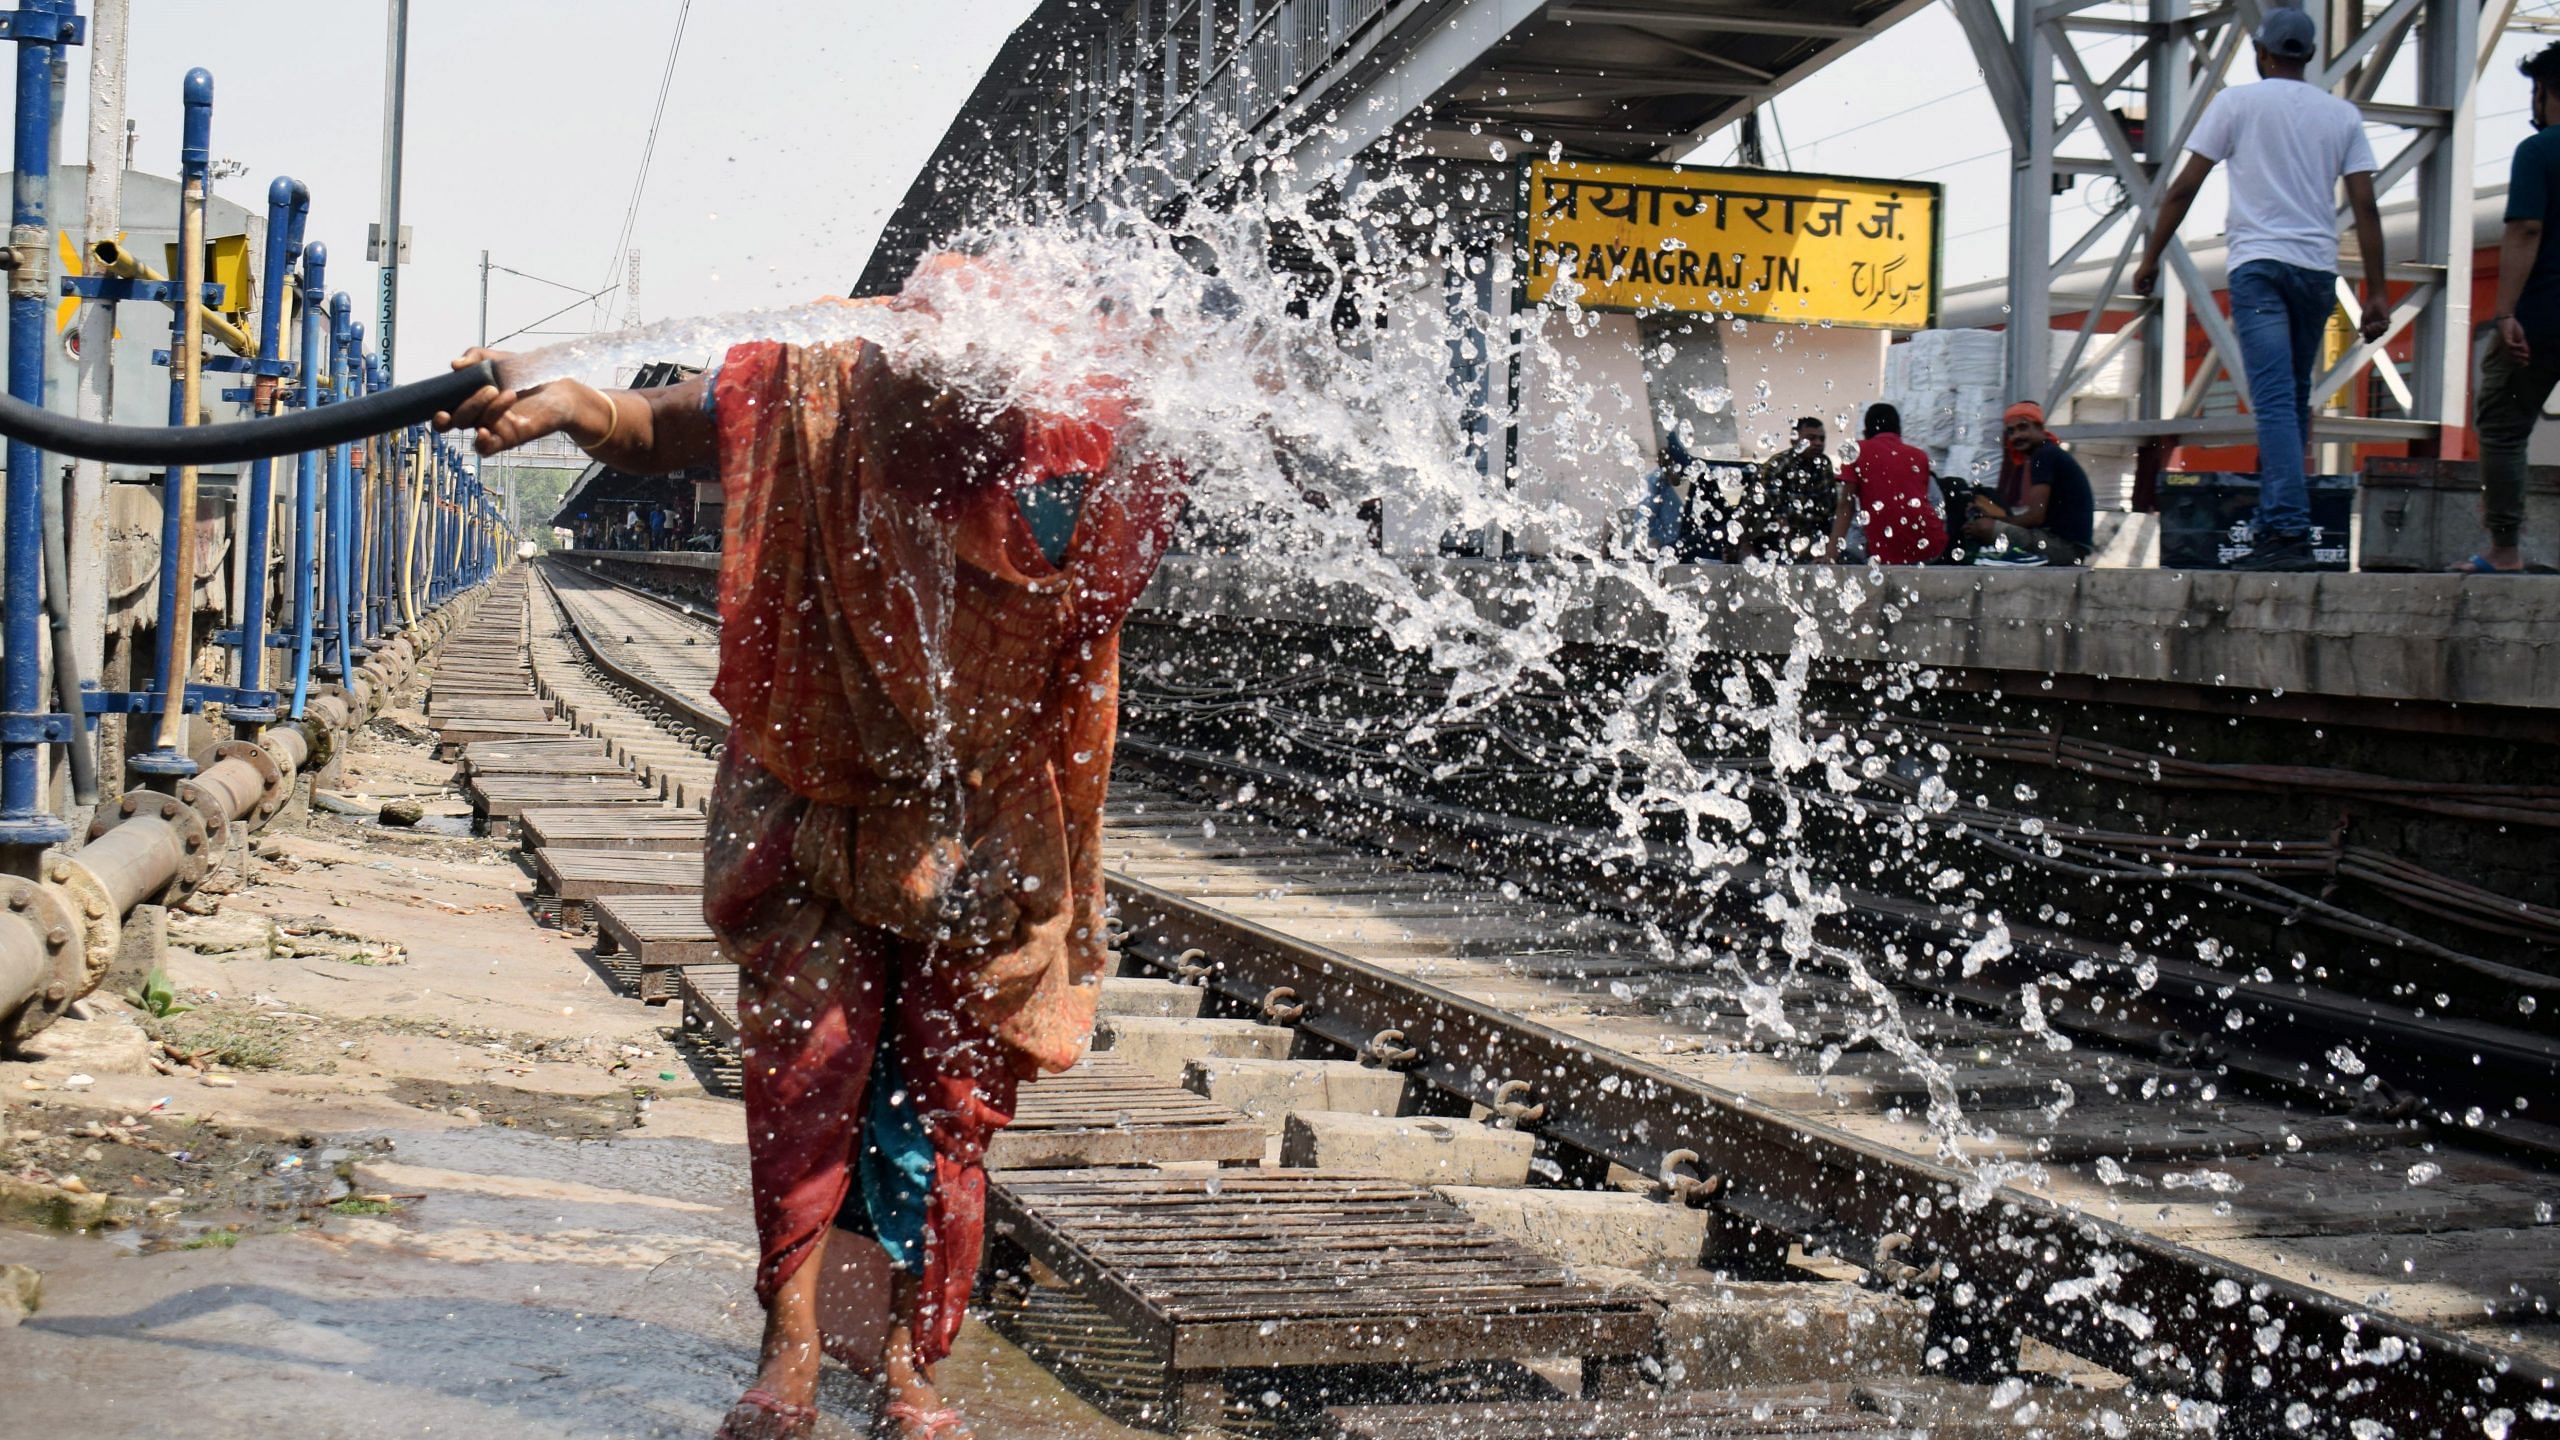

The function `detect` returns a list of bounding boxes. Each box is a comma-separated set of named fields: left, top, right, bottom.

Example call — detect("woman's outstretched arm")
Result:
left=433, top=346, right=715, bottom=475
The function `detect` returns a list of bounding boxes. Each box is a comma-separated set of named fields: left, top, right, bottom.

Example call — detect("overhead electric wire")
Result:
left=489, top=284, right=620, bottom=348
left=599, top=0, right=695, bottom=325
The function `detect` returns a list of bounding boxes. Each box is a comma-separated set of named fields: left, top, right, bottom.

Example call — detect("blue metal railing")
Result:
left=0, top=0, right=82, bottom=861
left=0, top=1, right=512, bottom=860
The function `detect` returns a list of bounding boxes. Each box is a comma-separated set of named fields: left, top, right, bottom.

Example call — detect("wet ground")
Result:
left=0, top=707, right=1149, bottom=1439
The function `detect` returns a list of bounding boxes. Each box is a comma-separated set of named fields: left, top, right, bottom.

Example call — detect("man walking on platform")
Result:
left=2466, top=42, right=2560, bottom=574
left=2133, top=3, right=2390, bottom=571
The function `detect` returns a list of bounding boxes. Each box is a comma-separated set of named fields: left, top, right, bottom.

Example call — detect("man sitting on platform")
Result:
left=1828, top=403, right=1945, bottom=566
left=1963, top=401, right=2096, bottom=567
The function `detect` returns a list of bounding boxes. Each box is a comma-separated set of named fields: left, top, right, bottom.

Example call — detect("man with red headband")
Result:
left=437, top=263, right=1185, bottom=1440
left=1962, top=400, right=2095, bottom=567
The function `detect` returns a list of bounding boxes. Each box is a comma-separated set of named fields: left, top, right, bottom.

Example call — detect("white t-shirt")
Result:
left=2186, top=79, right=2378, bottom=274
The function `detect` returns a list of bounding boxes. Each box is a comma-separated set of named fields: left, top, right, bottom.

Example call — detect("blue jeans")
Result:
left=2229, top=259, right=2335, bottom=537
left=1641, top=468, right=1684, bottom=551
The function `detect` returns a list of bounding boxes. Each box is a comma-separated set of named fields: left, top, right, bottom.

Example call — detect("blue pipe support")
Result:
left=358, top=330, right=381, bottom=650
left=0, top=0, right=81, bottom=856
left=133, top=67, right=216, bottom=784
left=226, top=175, right=308, bottom=732
left=318, top=295, right=352, bottom=681
left=435, top=449, right=452, bottom=601
left=287, top=242, right=326, bottom=717
left=359, top=356, right=380, bottom=642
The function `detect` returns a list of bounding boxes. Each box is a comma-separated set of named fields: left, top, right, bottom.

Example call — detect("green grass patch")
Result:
left=148, top=1012, right=291, bottom=1071
left=181, top=1229, right=239, bottom=1250
left=328, top=1197, right=402, bottom=1216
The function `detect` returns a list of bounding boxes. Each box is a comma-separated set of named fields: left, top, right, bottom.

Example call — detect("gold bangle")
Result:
left=590, top=392, right=623, bottom=450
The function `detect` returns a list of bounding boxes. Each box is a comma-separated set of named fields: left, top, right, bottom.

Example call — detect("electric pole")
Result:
left=479, top=249, right=511, bottom=536
left=373, top=0, right=408, bottom=379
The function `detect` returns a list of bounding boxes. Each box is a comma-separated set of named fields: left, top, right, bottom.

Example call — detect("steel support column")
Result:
left=2410, top=0, right=2478, bottom=438
left=1970, top=0, right=2493, bottom=451
left=2003, top=0, right=2055, bottom=405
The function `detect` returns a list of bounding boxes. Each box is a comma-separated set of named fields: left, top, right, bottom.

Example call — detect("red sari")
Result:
left=702, top=326, right=1181, bottom=1364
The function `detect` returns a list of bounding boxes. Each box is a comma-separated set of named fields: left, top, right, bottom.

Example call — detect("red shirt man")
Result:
left=1829, top=402, right=1946, bottom=565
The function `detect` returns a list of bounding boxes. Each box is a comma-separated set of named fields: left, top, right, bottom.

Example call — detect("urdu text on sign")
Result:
left=1521, top=160, right=1941, bottom=330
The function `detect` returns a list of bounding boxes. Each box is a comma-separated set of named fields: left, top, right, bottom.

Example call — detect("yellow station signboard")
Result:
left=1521, top=159, right=1941, bottom=330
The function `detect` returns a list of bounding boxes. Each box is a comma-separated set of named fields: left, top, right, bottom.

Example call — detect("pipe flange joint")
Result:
left=89, top=790, right=211, bottom=893
left=175, top=775, right=233, bottom=853
left=0, top=874, right=92, bottom=1050
left=43, top=855, right=119, bottom=997
left=8, top=224, right=47, bottom=301
left=216, top=739, right=290, bottom=824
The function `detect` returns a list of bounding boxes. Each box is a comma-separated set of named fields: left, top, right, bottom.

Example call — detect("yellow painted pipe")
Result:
left=90, top=239, right=258, bottom=359
left=401, top=441, right=425, bottom=624
left=150, top=180, right=212, bottom=753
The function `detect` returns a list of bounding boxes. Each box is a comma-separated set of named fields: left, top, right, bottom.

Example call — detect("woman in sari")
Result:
left=438, top=262, right=1184, bottom=1439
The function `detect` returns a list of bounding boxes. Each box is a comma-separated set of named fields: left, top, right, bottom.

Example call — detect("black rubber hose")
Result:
left=0, top=360, right=499, bottom=466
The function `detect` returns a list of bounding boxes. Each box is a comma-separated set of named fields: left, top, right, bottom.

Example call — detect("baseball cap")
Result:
left=2254, top=7, right=2318, bottom=61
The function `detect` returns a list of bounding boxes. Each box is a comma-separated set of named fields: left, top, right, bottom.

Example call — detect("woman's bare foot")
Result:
left=717, top=1388, right=819, bottom=1440
left=875, top=1319, right=974, bottom=1439
left=730, top=1237, right=831, bottom=1436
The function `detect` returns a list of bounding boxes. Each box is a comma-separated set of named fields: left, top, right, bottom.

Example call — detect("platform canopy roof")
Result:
left=548, top=361, right=702, bottom=529
left=856, top=0, right=1926, bottom=299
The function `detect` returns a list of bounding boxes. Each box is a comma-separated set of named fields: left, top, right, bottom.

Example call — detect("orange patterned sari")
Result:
left=703, top=321, right=1182, bottom=1362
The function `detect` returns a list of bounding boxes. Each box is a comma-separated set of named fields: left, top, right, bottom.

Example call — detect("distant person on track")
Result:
left=435, top=256, right=1187, bottom=1440
left=2132, top=4, right=2389, bottom=572
left=1828, top=403, right=1945, bottom=565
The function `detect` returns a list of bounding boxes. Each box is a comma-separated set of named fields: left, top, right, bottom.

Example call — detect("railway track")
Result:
left=523, top=555, right=2560, bottom=1436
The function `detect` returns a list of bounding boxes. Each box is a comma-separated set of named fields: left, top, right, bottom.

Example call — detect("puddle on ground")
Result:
left=386, top=1077, right=653, bottom=1139
left=3, top=1102, right=378, bottom=1248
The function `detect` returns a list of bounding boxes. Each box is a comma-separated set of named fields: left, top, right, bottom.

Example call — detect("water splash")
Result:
left=508, top=120, right=1977, bottom=1165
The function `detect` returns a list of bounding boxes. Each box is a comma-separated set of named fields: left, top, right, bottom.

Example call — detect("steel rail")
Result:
left=1116, top=735, right=2560, bottom=1165
left=538, top=567, right=726, bottom=745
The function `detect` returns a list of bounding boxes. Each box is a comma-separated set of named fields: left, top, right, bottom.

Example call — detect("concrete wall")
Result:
left=1511, top=311, right=1652, bottom=554
left=1507, top=313, right=1887, bottom=554
left=1717, top=323, right=1886, bottom=459
left=1139, top=553, right=2560, bottom=715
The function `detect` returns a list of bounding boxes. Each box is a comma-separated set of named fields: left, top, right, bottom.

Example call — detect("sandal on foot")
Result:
left=2451, top=554, right=2527, bottom=574
left=717, top=1387, right=819, bottom=1440
left=876, top=1399, right=969, bottom=1439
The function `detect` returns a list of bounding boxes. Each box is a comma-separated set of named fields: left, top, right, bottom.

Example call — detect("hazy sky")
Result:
left=0, top=0, right=1037, bottom=380
left=0, top=0, right=2537, bottom=377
